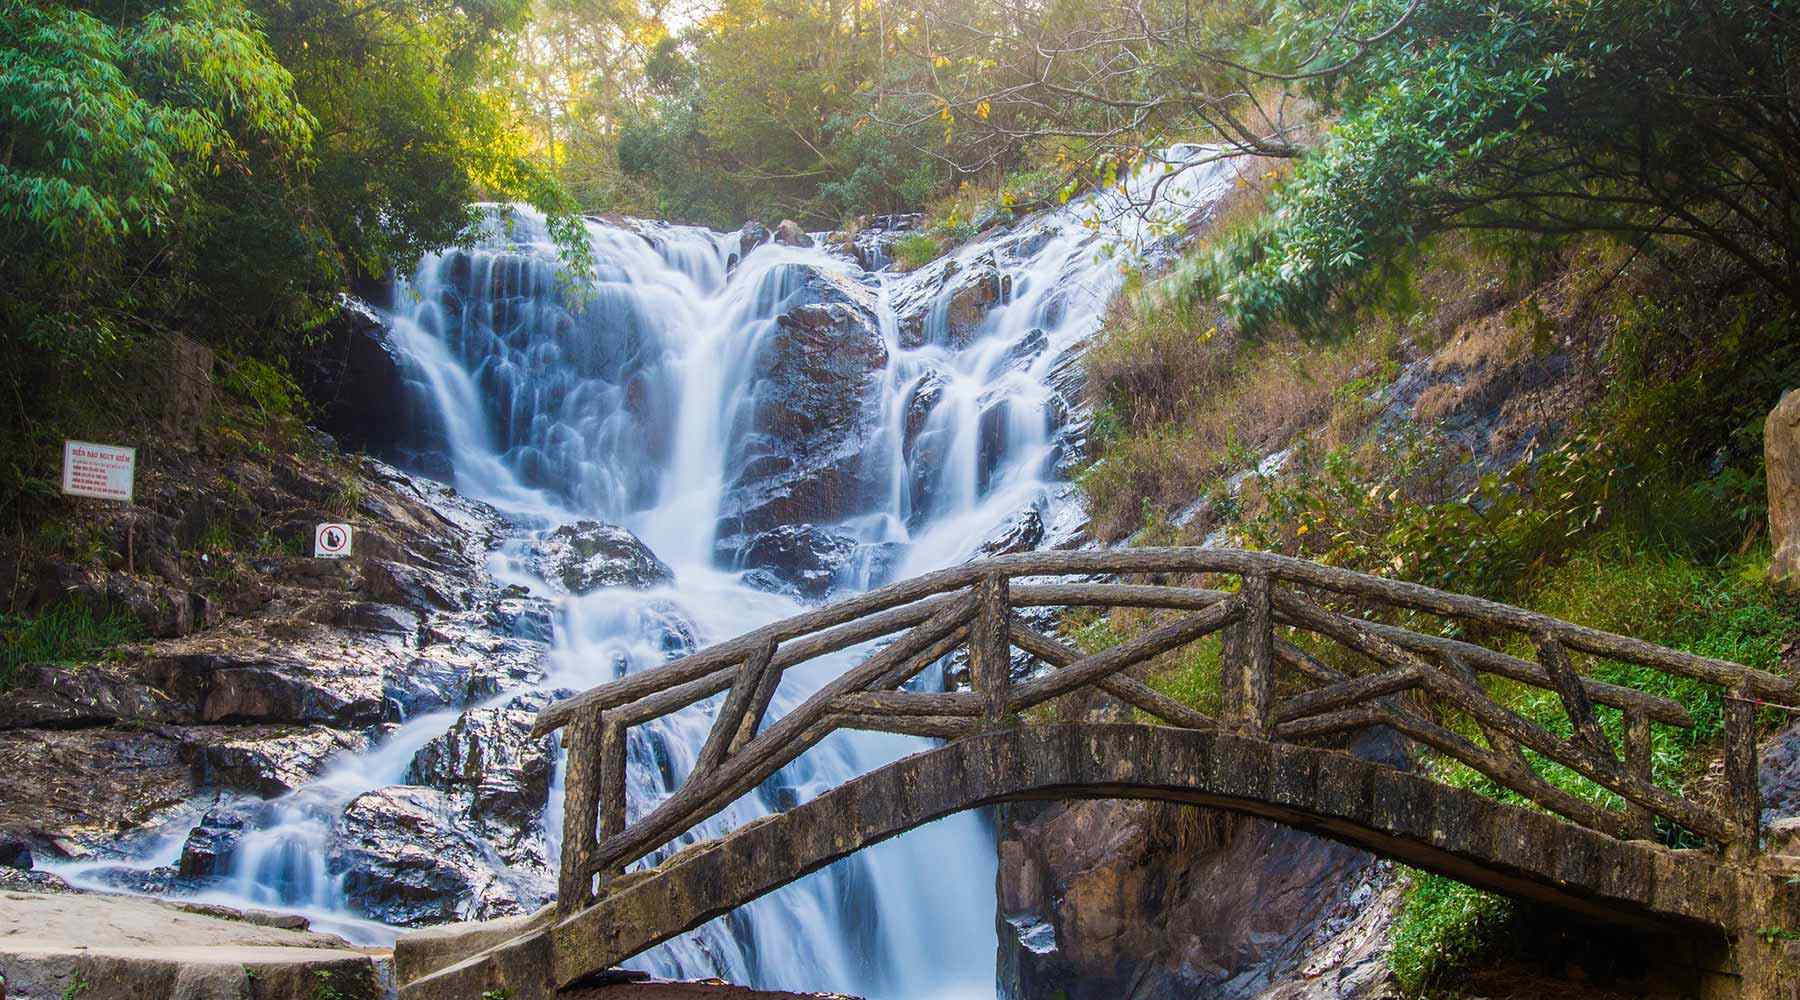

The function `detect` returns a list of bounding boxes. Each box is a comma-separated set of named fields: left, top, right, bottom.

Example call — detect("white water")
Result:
left=53, top=147, right=1236, bottom=998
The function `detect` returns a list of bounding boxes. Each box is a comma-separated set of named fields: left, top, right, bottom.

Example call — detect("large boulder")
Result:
left=1769, top=389, right=1800, bottom=589
left=892, top=252, right=1010, bottom=349
left=330, top=785, right=551, bottom=927
left=530, top=521, right=673, bottom=595
left=297, top=297, right=447, bottom=475
left=717, top=267, right=889, bottom=543
left=731, top=525, right=860, bottom=600
left=406, top=694, right=555, bottom=854
left=773, top=219, right=814, bottom=248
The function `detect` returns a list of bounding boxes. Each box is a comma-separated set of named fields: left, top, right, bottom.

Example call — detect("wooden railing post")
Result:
left=1222, top=572, right=1273, bottom=737
left=970, top=574, right=1014, bottom=728
left=1723, top=686, right=1761, bottom=859
left=1623, top=709, right=1656, bottom=841
left=558, top=712, right=604, bottom=913
left=598, top=715, right=629, bottom=882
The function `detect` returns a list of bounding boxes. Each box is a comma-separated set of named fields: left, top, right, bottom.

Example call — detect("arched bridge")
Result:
left=397, top=549, right=1800, bottom=1000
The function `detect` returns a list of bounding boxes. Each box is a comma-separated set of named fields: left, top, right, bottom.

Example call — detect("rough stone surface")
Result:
left=1768, top=389, right=1800, bottom=589
left=330, top=783, right=553, bottom=927
left=0, top=458, right=550, bottom=864
left=0, top=890, right=385, bottom=1000
left=772, top=219, right=814, bottom=248
left=716, top=266, right=888, bottom=542
left=729, top=524, right=859, bottom=599
left=531, top=521, right=674, bottom=594
left=409, top=725, right=1775, bottom=1000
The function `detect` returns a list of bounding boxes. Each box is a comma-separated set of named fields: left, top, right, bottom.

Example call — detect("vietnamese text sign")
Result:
left=314, top=522, right=354, bottom=559
left=62, top=441, right=137, bottom=502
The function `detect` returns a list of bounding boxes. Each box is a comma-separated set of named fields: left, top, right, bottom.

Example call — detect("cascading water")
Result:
left=52, top=146, right=1237, bottom=998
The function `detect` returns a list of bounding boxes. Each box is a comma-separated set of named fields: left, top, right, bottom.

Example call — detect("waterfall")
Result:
left=50, top=147, right=1237, bottom=999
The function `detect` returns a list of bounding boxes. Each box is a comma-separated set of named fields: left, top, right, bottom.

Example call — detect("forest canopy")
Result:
left=4, top=0, right=1798, bottom=506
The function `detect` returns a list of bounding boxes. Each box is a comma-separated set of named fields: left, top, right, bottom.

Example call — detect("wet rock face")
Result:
left=297, top=296, right=448, bottom=477
left=717, top=266, right=889, bottom=543
left=407, top=693, right=556, bottom=846
left=330, top=785, right=551, bottom=927
left=178, top=808, right=246, bottom=878
left=892, top=252, right=1010, bottom=349
left=729, top=524, right=859, bottom=599
left=531, top=521, right=674, bottom=594
left=772, top=219, right=814, bottom=248
left=978, top=504, right=1045, bottom=558
left=0, top=459, right=552, bottom=855
left=997, top=803, right=1397, bottom=1000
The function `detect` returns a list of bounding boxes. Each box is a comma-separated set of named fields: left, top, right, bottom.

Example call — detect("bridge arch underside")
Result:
left=540, top=723, right=1742, bottom=989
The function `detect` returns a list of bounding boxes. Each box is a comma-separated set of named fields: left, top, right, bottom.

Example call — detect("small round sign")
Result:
left=314, top=522, right=354, bottom=559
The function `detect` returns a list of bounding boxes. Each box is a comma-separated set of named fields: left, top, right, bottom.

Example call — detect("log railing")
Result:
left=537, top=548, right=1796, bottom=913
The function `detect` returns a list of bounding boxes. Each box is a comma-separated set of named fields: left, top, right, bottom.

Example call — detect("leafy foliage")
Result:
left=1212, top=0, right=1800, bottom=334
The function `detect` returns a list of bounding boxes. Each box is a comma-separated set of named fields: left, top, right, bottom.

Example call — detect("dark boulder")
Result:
left=738, top=221, right=770, bottom=259
left=0, top=835, right=31, bottom=870
left=978, top=504, right=1045, bottom=558
left=717, top=267, right=888, bottom=539
left=297, top=297, right=448, bottom=474
left=530, top=521, right=673, bottom=595
left=730, top=525, right=859, bottom=600
left=773, top=219, right=815, bottom=248
left=177, top=807, right=246, bottom=879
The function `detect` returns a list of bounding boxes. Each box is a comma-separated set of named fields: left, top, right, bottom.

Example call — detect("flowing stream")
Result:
left=53, top=148, right=1235, bottom=998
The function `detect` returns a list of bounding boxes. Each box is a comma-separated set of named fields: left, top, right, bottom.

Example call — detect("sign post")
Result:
left=61, top=440, right=139, bottom=572
left=314, top=522, right=354, bottom=559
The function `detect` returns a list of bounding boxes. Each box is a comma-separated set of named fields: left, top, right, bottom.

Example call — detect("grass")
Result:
left=0, top=599, right=142, bottom=689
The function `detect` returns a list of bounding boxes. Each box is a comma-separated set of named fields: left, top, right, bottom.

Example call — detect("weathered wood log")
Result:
left=1723, top=688, right=1761, bottom=858
left=1008, top=599, right=1242, bottom=714
left=1274, top=640, right=1348, bottom=684
left=1222, top=573, right=1274, bottom=736
left=1536, top=635, right=1617, bottom=769
left=871, top=625, right=969, bottom=691
left=970, top=574, right=1014, bottom=728
left=557, top=713, right=604, bottom=911
left=729, top=640, right=784, bottom=755
left=1008, top=618, right=1219, bottom=731
left=1271, top=589, right=1730, bottom=844
left=1327, top=614, right=1693, bottom=727
left=1441, top=653, right=1529, bottom=771
left=577, top=597, right=964, bottom=736
left=975, top=549, right=1796, bottom=701
left=1274, top=706, right=1387, bottom=740
left=1010, top=583, right=1229, bottom=610
left=831, top=713, right=980, bottom=740
left=535, top=589, right=973, bottom=736
left=541, top=547, right=1777, bottom=737
left=693, top=640, right=776, bottom=778
left=592, top=597, right=975, bottom=873
left=1623, top=710, right=1656, bottom=841
left=1272, top=667, right=1425, bottom=724
left=831, top=690, right=983, bottom=717
left=596, top=717, right=629, bottom=880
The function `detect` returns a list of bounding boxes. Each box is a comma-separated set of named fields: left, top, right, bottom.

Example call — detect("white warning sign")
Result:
left=61, top=440, right=137, bottom=502
left=314, top=522, right=354, bottom=559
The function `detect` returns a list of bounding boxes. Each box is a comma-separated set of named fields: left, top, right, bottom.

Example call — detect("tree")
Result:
left=1213, top=0, right=1800, bottom=333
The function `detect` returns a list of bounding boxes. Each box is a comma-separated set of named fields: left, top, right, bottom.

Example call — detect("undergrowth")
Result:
left=0, top=599, right=142, bottom=690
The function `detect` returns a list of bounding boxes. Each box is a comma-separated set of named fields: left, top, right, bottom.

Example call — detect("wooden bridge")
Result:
left=396, top=548, right=1800, bottom=1000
